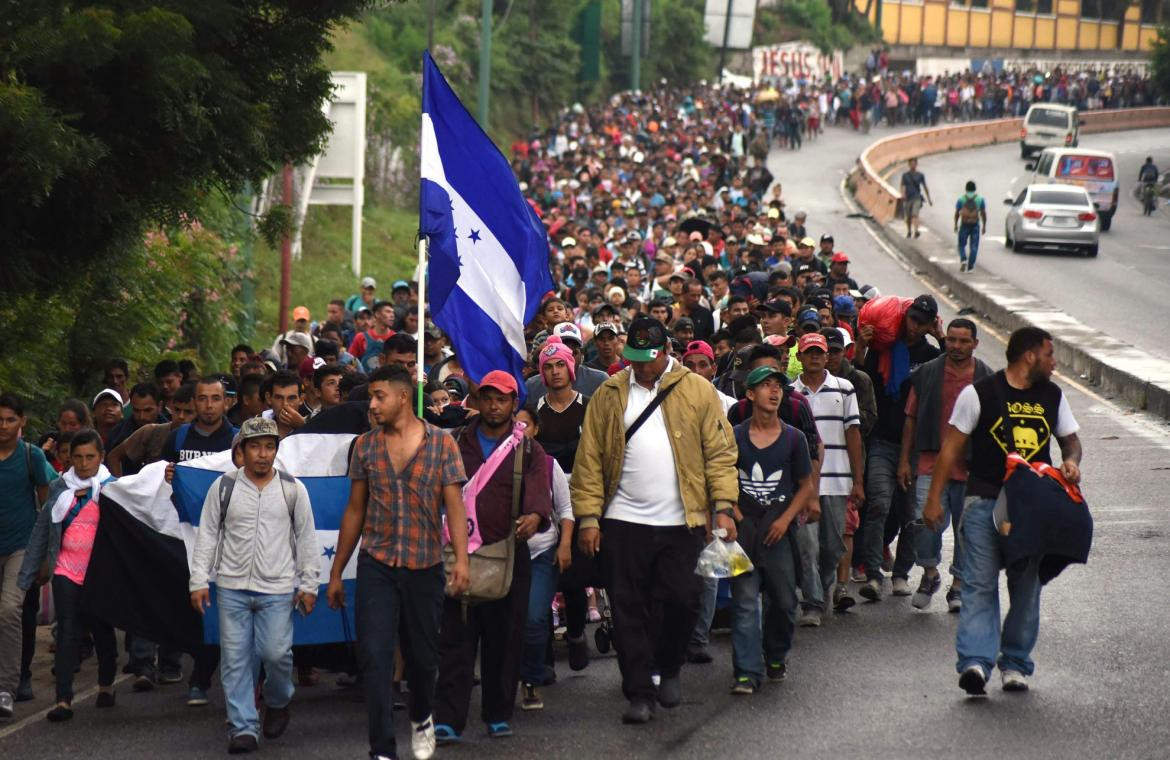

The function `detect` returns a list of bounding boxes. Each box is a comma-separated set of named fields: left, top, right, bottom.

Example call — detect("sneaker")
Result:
left=859, top=579, right=883, bottom=601
left=656, top=675, right=681, bottom=708
left=766, top=661, right=787, bottom=682
left=186, top=686, right=209, bottom=707
left=227, top=734, right=258, bottom=754
left=262, top=705, right=289, bottom=739
left=946, top=586, right=962, bottom=613
left=881, top=547, right=894, bottom=574
left=487, top=721, right=513, bottom=738
left=833, top=585, right=856, bottom=612
left=520, top=683, right=543, bottom=711
left=15, top=677, right=33, bottom=702
left=891, top=577, right=911, bottom=596
left=133, top=673, right=156, bottom=692
left=730, top=677, right=757, bottom=695
left=959, top=261, right=968, bottom=272
left=567, top=634, right=590, bottom=671
left=1001, top=669, right=1029, bottom=692
left=46, top=704, right=73, bottom=722
left=686, top=645, right=713, bottom=664
left=850, top=567, right=867, bottom=583
left=0, top=691, right=13, bottom=719
left=959, top=665, right=988, bottom=697
left=797, top=609, right=822, bottom=627
left=911, top=574, right=942, bottom=609
left=411, top=716, right=437, bottom=760
left=587, top=607, right=602, bottom=623
left=95, top=690, right=116, bottom=708
left=159, top=667, right=183, bottom=685
left=621, top=699, right=654, bottom=724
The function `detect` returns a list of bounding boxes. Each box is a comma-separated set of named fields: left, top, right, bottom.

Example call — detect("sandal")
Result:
left=434, top=724, right=461, bottom=745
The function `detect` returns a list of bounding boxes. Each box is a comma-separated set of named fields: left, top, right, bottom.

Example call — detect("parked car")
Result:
left=1026, top=147, right=1119, bottom=231
left=1020, top=103, right=1081, bottom=158
left=1003, top=184, right=1100, bottom=257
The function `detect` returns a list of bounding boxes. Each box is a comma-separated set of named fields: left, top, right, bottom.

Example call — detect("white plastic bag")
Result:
left=694, top=528, right=755, bottom=578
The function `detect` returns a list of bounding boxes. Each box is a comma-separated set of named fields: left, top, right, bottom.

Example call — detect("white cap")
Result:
left=92, top=388, right=123, bottom=407
left=360, top=276, right=376, bottom=289
left=551, top=322, right=584, bottom=346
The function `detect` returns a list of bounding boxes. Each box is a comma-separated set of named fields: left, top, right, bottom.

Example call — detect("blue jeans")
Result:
left=797, top=496, right=848, bottom=612
left=760, top=531, right=799, bottom=667
left=957, top=223, right=980, bottom=268
left=690, top=576, right=719, bottom=648
left=955, top=497, right=1042, bottom=677
left=863, top=439, right=901, bottom=581
left=217, top=588, right=295, bottom=740
left=914, top=476, right=967, bottom=578
left=729, top=570, right=763, bottom=685
left=521, top=550, right=559, bottom=685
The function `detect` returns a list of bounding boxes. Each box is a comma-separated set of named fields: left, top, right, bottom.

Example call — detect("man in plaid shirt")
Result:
left=327, top=364, right=470, bottom=760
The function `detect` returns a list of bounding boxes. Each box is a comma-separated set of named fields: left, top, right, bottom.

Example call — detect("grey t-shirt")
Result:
left=901, top=170, right=926, bottom=201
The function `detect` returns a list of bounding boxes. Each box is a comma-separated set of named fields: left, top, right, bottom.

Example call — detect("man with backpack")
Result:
left=0, top=394, right=54, bottom=717
left=349, top=301, right=397, bottom=373
left=189, top=417, right=319, bottom=754
left=953, top=180, right=987, bottom=273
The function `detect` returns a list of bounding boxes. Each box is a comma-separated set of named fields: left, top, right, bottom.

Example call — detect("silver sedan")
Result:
left=1003, top=184, right=1100, bottom=257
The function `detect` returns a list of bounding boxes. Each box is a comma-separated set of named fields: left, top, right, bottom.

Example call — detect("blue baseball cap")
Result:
left=832, top=295, right=857, bottom=316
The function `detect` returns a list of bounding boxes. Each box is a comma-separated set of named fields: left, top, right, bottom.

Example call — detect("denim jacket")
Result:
left=17, top=476, right=113, bottom=590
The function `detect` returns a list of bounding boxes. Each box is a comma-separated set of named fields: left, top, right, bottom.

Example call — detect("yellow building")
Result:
left=855, top=0, right=1165, bottom=52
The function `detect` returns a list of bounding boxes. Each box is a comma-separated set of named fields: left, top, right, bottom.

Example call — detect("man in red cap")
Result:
left=433, top=370, right=552, bottom=743
left=791, top=332, right=865, bottom=623
left=826, top=252, right=859, bottom=292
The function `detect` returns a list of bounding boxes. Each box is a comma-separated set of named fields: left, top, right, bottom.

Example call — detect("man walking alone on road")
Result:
left=925, top=326, right=1082, bottom=696
left=900, top=157, right=932, bottom=239
left=953, top=180, right=986, bottom=272
left=572, top=315, right=739, bottom=725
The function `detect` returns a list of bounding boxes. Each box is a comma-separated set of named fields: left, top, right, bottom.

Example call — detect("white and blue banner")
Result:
left=91, top=434, right=358, bottom=648
left=419, top=49, right=554, bottom=401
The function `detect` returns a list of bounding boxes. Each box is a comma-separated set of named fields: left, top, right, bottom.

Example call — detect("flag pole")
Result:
left=416, top=235, right=427, bottom=419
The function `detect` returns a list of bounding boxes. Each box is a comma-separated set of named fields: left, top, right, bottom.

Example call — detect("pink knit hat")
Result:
left=538, top=341, right=576, bottom=382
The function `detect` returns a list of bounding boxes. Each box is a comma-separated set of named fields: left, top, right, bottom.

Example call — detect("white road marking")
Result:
left=837, top=176, right=1170, bottom=450
left=0, top=674, right=131, bottom=740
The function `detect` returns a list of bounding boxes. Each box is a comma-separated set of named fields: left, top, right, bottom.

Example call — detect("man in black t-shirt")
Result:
left=855, top=295, right=941, bottom=602
left=925, top=327, right=1081, bottom=697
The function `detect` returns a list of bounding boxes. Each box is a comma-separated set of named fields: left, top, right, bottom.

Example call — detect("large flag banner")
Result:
left=419, top=49, right=554, bottom=400
left=85, top=434, right=359, bottom=651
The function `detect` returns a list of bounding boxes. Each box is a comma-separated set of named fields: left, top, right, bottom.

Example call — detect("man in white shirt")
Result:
left=572, top=317, right=738, bottom=725
left=790, top=333, right=865, bottom=625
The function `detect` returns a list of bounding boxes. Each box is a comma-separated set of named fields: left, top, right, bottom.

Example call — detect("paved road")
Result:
left=4, top=124, right=1170, bottom=759
left=897, top=127, right=1170, bottom=361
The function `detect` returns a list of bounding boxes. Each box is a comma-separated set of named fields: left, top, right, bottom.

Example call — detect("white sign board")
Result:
left=704, top=0, right=757, bottom=50
left=752, top=42, right=844, bottom=84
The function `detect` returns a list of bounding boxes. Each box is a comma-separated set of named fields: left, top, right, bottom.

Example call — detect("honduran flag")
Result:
left=85, top=433, right=358, bottom=652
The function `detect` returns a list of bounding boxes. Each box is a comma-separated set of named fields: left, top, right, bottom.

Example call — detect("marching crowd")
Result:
left=0, top=75, right=1084, bottom=760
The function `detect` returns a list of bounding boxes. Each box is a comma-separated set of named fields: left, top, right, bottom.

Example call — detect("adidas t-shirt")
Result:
left=734, top=421, right=812, bottom=509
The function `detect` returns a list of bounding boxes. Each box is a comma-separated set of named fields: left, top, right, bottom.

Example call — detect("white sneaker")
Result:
left=1001, top=669, right=1029, bottom=692
left=411, top=715, right=436, bottom=760
left=0, top=691, right=13, bottom=718
left=891, top=577, right=912, bottom=596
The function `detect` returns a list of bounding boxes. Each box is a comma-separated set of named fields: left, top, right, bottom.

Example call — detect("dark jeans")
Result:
left=21, top=585, right=39, bottom=682
left=558, top=524, right=601, bottom=640
left=53, top=576, right=117, bottom=703
left=356, top=554, right=445, bottom=758
left=129, top=637, right=183, bottom=679
left=601, top=519, right=703, bottom=703
left=190, top=645, right=220, bottom=691
left=434, top=547, right=531, bottom=733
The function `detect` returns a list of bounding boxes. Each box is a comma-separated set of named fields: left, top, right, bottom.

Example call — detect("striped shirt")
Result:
left=791, top=372, right=859, bottom=496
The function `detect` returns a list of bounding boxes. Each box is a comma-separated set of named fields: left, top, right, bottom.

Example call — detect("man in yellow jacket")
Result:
left=572, top=316, right=739, bottom=725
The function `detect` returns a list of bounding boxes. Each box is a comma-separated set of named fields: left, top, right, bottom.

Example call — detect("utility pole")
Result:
left=630, top=0, right=642, bottom=91
left=478, top=0, right=492, bottom=129
left=718, top=0, right=733, bottom=83
left=427, top=0, right=435, bottom=50
left=278, top=163, right=293, bottom=335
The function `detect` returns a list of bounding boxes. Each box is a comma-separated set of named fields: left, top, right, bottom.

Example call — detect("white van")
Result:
left=1027, top=147, right=1119, bottom=230
left=1020, top=103, right=1081, bottom=158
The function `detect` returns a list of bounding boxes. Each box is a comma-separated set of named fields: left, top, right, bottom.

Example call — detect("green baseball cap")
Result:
left=745, top=365, right=789, bottom=389
left=622, top=315, right=669, bottom=362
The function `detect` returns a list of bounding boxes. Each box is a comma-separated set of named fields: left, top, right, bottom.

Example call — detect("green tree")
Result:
left=1, top=1, right=371, bottom=296
left=1151, top=26, right=1170, bottom=101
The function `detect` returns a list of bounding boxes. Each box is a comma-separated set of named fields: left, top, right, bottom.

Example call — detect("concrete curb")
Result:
left=863, top=217, right=1170, bottom=420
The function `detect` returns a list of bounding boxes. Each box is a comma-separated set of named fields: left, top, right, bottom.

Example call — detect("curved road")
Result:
left=903, top=128, right=1170, bottom=360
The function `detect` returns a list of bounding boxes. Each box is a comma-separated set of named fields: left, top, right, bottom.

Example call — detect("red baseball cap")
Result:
left=682, top=340, right=714, bottom=363
left=798, top=333, right=829, bottom=353
left=478, top=370, right=519, bottom=396
left=831, top=252, right=850, bottom=263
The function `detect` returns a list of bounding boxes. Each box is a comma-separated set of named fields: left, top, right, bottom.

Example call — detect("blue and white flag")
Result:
left=87, top=434, right=358, bottom=649
left=420, top=50, right=554, bottom=399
